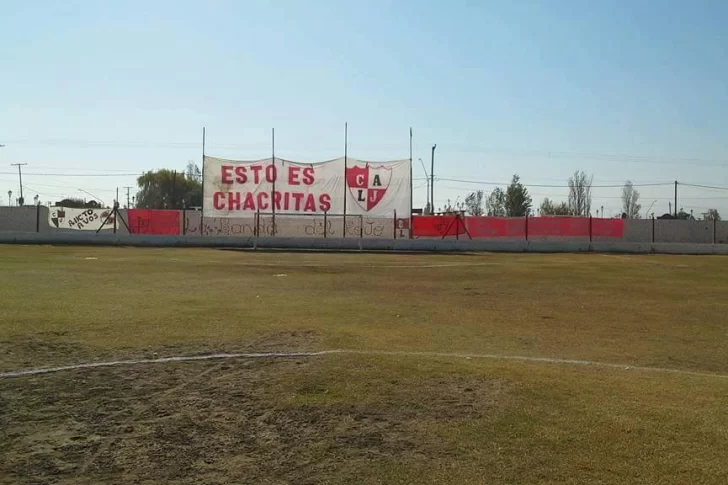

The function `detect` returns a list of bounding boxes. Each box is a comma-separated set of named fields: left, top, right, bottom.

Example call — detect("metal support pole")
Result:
left=714, top=217, right=717, bottom=244
left=201, top=127, right=206, bottom=234
left=360, top=215, right=363, bottom=239
left=409, top=127, right=413, bottom=239
left=525, top=214, right=529, bottom=241
left=255, top=208, right=260, bottom=237
left=182, top=208, right=186, bottom=235
left=343, top=122, right=347, bottom=238
left=323, top=211, right=327, bottom=238
left=652, top=216, right=655, bottom=243
left=589, top=215, right=593, bottom=242
left=36, top=203, right=40, bottom=232
left=271, top=128, right=276, bottom=235
left=674, top=180, right=678, bottom=217
left=430, top=144, right=436, bottom=213
left=393, top=210, right=397, bottom=239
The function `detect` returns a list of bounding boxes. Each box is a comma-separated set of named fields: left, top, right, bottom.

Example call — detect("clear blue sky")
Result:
left=2, top=0, right=727, bottom=216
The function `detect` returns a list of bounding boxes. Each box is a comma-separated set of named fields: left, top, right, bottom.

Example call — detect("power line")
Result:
left=680, top=183, right=728, bottom=191
left=436, top=177, right=673, bottom=188
left=0, top=172, right=138, bottom=177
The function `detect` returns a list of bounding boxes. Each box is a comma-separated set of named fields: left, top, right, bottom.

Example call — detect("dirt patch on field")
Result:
left=0, top=357, right=506, bottom=485
left=0, top=329, right=322, bottom=374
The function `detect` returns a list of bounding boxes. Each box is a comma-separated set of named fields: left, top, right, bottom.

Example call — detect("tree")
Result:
left=54, top=198, right=104, bottom=208
left=485, top=188, right=506, bottom=217
left=464, top=190, right=485, bottom=216
left=539, top=198, right=571, bottom=216
left=621, top=181, right=641, bottom=219
left=505, top=175, right=532, bottom=217
left=186, top=161, right=202, bottom=184
left=568, top=170, right=593, bottom=216
left=136, top=165, right=202, bottom=209
left=703, top=209, right=721, bottom=221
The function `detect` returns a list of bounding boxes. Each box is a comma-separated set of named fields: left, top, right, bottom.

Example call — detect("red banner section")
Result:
left=466, top=217, right=527, bottom=238
left=528, top=216, right=589, bottom=237
left=412, top=216, right=468, bottom=237
left=412, top=216, right=624, bottom=239
left=127, top=209, right=180, bottom=235
left=591, top=218, right=625, bottom=238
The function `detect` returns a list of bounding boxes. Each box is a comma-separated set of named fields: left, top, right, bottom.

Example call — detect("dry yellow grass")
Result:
left=1, top=246, right=727, bottom=484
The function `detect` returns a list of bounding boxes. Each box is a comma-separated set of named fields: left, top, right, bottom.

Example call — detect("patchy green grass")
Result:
left=1, top=246, right=727, bottom=484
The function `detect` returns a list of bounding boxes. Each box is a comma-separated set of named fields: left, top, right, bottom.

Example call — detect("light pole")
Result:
left=430, top=144, right=436, bottom=214
left=7, top=190, right=12, bottom=207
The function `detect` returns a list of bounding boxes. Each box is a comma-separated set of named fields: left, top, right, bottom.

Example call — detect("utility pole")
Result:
left=124, top=186, right=132, bottom=208
left=10, top=163, right=27, bottom=206
left=674, top=180, right=678, bottom=217
left=430, top=144, right=436, bottom=214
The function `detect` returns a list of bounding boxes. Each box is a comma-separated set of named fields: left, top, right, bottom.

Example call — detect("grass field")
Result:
left=1, top=246, right=727, bottom=484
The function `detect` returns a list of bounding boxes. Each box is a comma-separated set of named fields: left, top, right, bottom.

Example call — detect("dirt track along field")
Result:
left=1, top=246, right=727, bottom=484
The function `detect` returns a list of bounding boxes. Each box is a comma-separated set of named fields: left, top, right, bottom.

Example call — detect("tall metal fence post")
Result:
left=652, top=216, right=655, bottom=243
left=255, top=209, right=260, bottom=237
left=360, top=215, right=364, bottom=239
left=589, top=215, right=593, bottom=243
left=36, top=203, right=40, bottom=232
left=182, top=208, right=186, bottom=235
left=525, top=214, right=529, bottom=242
left=323, top=211, right=327, bottom=238
left=393, top=210, right=397, bottom=239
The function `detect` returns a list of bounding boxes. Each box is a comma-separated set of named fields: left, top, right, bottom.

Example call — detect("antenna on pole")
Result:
left=10, top=163, right=28, bottom=205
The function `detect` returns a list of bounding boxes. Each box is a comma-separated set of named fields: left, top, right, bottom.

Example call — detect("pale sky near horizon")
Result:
left=1, top=0, right=727, bottom=217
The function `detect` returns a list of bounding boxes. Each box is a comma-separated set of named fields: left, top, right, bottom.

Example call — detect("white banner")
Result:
left=49, top=207, right=115, bottom=230
left=203, top=156, right=411, bottom=218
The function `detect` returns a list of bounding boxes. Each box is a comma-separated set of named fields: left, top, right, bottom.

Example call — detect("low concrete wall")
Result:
left=2, top=232, right=728, bottom=255
left=623, top=219, right=653, bottom=243
left=181, top=211, right=397, bottom=239
left=655, top=219, right=713, bottom=244
left=1, top=207, right=725, bottom=246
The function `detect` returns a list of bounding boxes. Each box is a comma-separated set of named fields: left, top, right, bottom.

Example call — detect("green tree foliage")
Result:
left=539, top=198, right=571, bottom=216
left=464, top=190, right=485, bottom=216
left=703, top=209, right=721, bottom=221
left=55, top=198, right=103, bottom=209
left=621, top=181, right=642, bottom=219
left=505, top=175, right=532, bottom=217
left=485, top=188, right=506, bottom=217
left=136, top=165, right=202, bottom=209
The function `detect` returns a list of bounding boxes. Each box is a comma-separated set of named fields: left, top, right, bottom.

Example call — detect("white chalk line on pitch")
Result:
left=2, top=349, right=727, bottom=381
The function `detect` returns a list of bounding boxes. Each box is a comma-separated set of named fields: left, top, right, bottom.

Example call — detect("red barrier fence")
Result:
left=127, top=209, right=180, bottom=235
left=412, top=216, right=624, bottom=239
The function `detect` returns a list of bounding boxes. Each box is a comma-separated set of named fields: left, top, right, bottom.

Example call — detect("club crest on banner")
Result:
left=346, top=164, right=392, bottom=212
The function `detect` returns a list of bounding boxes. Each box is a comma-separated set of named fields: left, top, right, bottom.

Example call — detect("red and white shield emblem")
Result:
left=346, top=164, right=392, bottom=211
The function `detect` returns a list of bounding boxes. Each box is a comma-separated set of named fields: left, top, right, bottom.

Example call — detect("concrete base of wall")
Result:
left=2, top=232, right=728, bottom=255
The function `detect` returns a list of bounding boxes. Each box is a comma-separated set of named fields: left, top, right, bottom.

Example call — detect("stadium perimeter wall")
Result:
left=1, top=232, right=728, bottom=255
left=1, top=207, right=728, bottom=246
